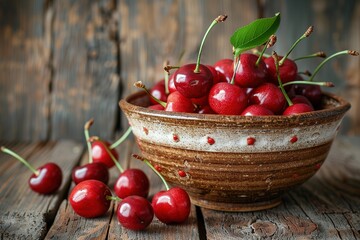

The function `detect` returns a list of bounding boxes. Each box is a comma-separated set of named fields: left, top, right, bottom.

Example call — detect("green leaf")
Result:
left=230, top=13, right=281, bottom=57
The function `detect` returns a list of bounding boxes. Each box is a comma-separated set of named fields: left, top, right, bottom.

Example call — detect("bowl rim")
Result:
left=119, top=91, right=351, bottom=124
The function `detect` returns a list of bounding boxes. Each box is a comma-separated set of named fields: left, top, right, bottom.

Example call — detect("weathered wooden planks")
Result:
left=0, top=140, right=83, bottom=239
left=0, top=0, right=51, bottom=141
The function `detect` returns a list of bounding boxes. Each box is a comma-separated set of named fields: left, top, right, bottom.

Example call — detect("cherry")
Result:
left=148, top=104, right=165, bottom=110
left=165, top=91, right=195, bottom=113
left=114, top=168, right=150, bottom=199
left=90, top=139, right=119, bottom=168
left=264, top=56, right=298, bottom=84
left=291, top=95, right=313, bottom=108
left=149, top=79, right=168, bottom=105
left=69, top=179, right=112, bottom=218
left=71, top=119, right=109, bottom=184
left=241, top=105, right=274, bottom=116
left=197, top=105, right=216, bottom=114
left=117, top=195, right=154, bottom=231
left=208, top=82, right=248, bottom=115
left=1, top=146, right=62, bottom=194
left=167, top=73, right=177, bottom=93
left=248, top=83, right=286, bottom=114
left=213, top=58, right=233, bottom=83
left=173, top=63, right=214, bottom=98
left=233, top=53, right=268, bottom=88
left=133, top=154, right=191, bottom=224
left=173, top=15, right=227, bottom=98
left=72, top=162, right=109, bottom=185
left=294, top=84, right=322, bottom=108
left=283, top=103, right=314, bottom=115
left=206, top=64, right=226, bottom=84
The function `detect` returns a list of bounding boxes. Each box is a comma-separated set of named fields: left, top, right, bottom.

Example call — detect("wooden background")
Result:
left=0, top=0, right=359, bottom=142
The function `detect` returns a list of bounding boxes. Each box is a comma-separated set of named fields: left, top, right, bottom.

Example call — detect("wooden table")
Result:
left=1, top=136, right=359, bottom=239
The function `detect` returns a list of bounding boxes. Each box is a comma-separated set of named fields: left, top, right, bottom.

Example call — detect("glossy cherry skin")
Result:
left=29, top=162, right=62, bottom=194
left=148, top=104, right=165, bottom=110
left=72, top=162, right=109, bottom=185
left=282, top=103, right=314, bottom=115
left=165, top=91, right=195, bottom=113
left=117, top=195, right=154, bottom=230
left=174, top=63, right=213, bottom=98
left=152, top=187, right=191, bottom=224
left=241, top=105, right=274, bottom=116
left=69, top=180, right=112, bottom=218
left=114, top=169, right=150, bottom=199
left=234, top=53, right=268, bottom=88
left=213, top=58, right=233, bottom=83
left=91, top=140, right=119, bottom=168
left=168, top=73, right=177, bottom=93
left=291, top=95, right=313, bottom=108
left=294, top=84, right=322, bottom=108
left=208, top=82, right=248, bottom=115
left=249, top=83, right=286, bottom=114
left=264, top=56, right=298, bottom=84
left=206, top=65, right=226, bottom=85
left=149, top=79, right=168, bottom=105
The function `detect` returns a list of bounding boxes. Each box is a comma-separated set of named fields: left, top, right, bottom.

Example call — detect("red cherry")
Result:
left=117, top=195, right=154, bottom=231
left=294, top=84, right=322, bottom=108
left=291, top=95, right=313, bottom=108
left=29, top=163, right=63, bottom=194
left=249, top=83, right=286, bottom=114
left=152, top=187, right=191, bottom=224
left=213, top=58, right=233, bottom=83
left=208, top=82, right=248, bottom=115
left=234, top=53, right=268, bottom=88
left=282, top=103, right=314, bottom=115
left=1, top=147, right=63, bottom=195
left=264, top=56, right=298, bottom=84
left=69, top=180, right=112, bottom=218
left=241, top=105, right=274, bottom=116
left=72, top=162, right=109, bottom=185
left=206, top=64, right=225, bottom=84
left=167, top=73, right=177, bottom=93
left=173, top=63, right=213, bottom=98
left=148, top=104, right=165, bottom=110
left=191, top=95, right=209, bottom=108
left=149, top=79, right=168, bottom=105
left=91, top=140, right=119, bottom=168
left=165, top=91, right=195, bottom=113
left=197, top=105, right=216, bottom=114
left=114, top=168, right=150, bottom=199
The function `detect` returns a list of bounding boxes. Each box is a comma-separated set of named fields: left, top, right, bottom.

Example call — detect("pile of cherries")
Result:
left=142, top=16, right=358, bottom=117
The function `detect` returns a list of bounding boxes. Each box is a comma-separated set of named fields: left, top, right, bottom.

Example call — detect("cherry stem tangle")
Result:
left=109, top=127, right=132, bottom=149
left=84, top=118, right=94, bottom=163
left=1, top=146, right=39, bottom=176
left=282, top=80, right=334, bottom=88
left=132, top=154, right=170, bottom=191
left=255, top=34, right=277, bottom=67
left=293, top=51, right=327, bottom=61
left=194, top=15, right=227, bottom=73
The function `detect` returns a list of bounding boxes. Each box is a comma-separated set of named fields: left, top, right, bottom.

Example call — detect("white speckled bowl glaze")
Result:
left=120, top=91, right=350, bottom=212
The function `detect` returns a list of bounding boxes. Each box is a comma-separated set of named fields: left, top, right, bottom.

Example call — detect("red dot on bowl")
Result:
left=290, top=135, right=298, bottom=143
left=173, top=134, right=180, bottom=142
left=155, top=165, right=162, bottom=172
left=315, top=163, right=322, bottom=170
left=207, top=137, right=215, bottom=145
left=178, top=170, right=186, bottom=177
left=247, top=137, right=256, bottom=145
left=143, top=127, right=149, bottom=135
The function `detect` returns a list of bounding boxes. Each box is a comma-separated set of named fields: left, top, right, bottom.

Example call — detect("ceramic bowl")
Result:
left=120, top=91, right=350, bottom=212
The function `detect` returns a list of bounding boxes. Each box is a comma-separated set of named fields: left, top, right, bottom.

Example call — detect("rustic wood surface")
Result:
left=0, top=0, right=359, bottom=141
left=0, top=136, right=359, bottom=239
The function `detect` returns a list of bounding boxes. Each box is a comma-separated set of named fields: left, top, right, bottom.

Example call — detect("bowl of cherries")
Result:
left=120, top=13, right=356, bottom=212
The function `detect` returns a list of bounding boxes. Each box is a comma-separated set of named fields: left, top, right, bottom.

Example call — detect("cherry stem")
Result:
left=293, top=51, right=327, bottom=61
left=273, top=51, right=293, bottom=106
left=308, top=50, right=359, bottom=82
left=1, top=146, right=39, bottom=176
left=134, top=81, right=166, bottom=107
left=230, top=57, right=241, bottom=85
left=97, top=140, right=124, bottom=173
left=279, top=26, right=313, bottom=66
left=132, top=154, right=170, bottom=191
left=106, top=195, right=121, bottom=202
left=109, top=127, right=132, bottom=149
left=255, top=35, right=277, bottom=67
left=282, top=80, right=334, bottom=88
left=163, top=60, right=170, bottom=95
left=84, top=118, right=94, bottom=163
left=194, top=15, right=227, bottom=73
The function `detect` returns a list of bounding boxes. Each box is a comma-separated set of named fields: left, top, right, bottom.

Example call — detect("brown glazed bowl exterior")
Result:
left=120, top=91, right=350, bottom=212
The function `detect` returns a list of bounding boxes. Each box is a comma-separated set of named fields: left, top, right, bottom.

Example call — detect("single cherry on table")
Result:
left=1, top=146, right=62, bottom=195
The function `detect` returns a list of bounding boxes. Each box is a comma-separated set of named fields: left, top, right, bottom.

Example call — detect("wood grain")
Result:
left=0, top=0, right=51, bottom=141
left=50, top=0, right=119, bottom=141
left=0, top=140, right=83, bottom=239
